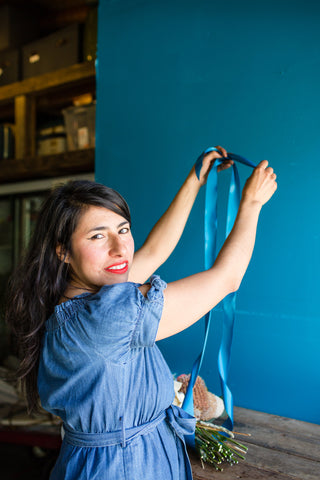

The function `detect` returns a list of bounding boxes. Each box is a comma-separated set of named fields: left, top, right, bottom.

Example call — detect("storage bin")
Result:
left=0, top=48, right=20, bottom=86
left=37, top=124, right=66, bottom=156
left=37, top=136, right=67, bottom=156
left=22, top=24, right=81, bottom=79
left=62, top=103, right=95, bottom=151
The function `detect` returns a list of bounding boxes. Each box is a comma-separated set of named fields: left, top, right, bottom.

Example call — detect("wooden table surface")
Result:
left=189, top=407, right=320, bottom=480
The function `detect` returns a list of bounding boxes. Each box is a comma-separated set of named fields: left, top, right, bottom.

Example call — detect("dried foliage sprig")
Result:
left=195, top=421, right=249, bottom=471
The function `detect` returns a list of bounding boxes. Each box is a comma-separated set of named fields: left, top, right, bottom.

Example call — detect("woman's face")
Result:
left=64, top=206, right=134, bottom=291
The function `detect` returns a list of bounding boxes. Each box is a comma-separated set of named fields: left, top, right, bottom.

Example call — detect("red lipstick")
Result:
left=104, top=261, right=129, bottom=274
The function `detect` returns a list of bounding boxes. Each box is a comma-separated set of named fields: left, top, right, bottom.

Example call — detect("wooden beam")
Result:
left=14, top=95, right=36, bottom=159
left=0, top=62, right=96, bottom=104
left=0, top=148, right=95, bottom=184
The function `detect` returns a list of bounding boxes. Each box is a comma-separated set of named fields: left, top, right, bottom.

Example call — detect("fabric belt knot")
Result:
left=165, top=405, right=196, bottom=480
left=166, top=404, right=196, bottom=440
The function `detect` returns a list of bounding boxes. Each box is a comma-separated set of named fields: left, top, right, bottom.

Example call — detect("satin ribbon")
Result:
left=182, top=148, right=256, bottom=433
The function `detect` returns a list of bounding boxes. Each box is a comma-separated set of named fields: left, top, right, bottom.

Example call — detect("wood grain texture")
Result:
left=189, top=407, right=320, bottom=480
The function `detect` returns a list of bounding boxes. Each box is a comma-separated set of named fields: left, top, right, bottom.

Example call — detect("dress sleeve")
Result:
left=131, top=275, right=167, bottom=349
left=78, top=275, right=167, bottom=363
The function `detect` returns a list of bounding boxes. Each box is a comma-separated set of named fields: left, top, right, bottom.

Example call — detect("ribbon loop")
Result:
left=182, top=149, right=256, bottom=431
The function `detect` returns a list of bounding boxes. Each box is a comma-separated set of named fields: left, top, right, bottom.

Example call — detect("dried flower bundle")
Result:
left=195, top=421, right=248, bottom=471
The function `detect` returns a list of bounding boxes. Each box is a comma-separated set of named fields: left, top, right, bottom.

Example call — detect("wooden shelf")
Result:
left=0, top=62, right=96, bottom=105
left=0, top=148, right=95, bottom=184
left=0, top=62, right=96, bottom=182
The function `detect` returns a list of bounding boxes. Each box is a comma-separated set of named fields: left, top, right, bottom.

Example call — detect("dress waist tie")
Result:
left=63, top=405, right=196, bottom=479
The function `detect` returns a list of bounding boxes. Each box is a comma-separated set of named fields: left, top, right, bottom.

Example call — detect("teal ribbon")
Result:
left=182, top=148, right=256, bottom=435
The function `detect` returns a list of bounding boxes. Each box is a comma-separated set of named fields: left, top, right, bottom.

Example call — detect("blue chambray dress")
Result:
left=38, top=275, right=195, bottom=480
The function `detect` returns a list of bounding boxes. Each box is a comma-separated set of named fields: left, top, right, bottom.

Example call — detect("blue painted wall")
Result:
left=96, top=0, right=320, bottom=424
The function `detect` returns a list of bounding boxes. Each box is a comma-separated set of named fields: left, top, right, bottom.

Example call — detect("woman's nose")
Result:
left=108, top=234, right=126, bottom=256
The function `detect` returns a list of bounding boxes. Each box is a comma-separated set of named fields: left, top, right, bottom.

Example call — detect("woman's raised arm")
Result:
left=153, top=160, right=277, bottom=340
left=129, top=147, right=232, bottom=284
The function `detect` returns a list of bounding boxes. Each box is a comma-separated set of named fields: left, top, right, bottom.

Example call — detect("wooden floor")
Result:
left=189, top=407, right=320, bottom=480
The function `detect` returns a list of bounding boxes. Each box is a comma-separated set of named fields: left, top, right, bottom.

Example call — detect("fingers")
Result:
left=256, top=161, right=277, bottom=180
left=256, top=159, right=269, bottom=169
left=198, top=146, right=230, bottom=185
left=217, top=160, right=234, bottom=172
left=215, top=145, right=228, bottom=158
left=255, top=160, right=277, bottom=182
left=246, top=159, right=278, bottom=204
left=203, top=146, right=227, bottom=160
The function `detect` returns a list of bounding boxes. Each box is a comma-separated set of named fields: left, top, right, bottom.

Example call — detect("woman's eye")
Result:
left=91, top=233, right=104, bottom=239
left=119, top=227, right=130, bottom=234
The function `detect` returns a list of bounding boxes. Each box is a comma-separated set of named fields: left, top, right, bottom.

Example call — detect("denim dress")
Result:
left=38, top=275, right=195, bottom=480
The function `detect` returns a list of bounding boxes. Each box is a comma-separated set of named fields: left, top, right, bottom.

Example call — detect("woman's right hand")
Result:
left=196, top=146, right=233, bottom=186
left=241, top=160, right=277, bottom=207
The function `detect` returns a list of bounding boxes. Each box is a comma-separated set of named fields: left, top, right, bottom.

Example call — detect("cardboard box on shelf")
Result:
left=22, top=24, right=82, bottom=79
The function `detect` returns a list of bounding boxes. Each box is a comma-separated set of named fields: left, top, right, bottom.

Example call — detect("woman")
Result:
left=6, top=147, right=277, bottom=479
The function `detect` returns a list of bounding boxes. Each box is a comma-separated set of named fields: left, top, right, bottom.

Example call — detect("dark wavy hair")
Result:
left=5, top=180, right=131, bottom=413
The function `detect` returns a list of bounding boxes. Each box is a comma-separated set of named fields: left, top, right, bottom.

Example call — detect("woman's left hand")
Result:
left=197, top=145, right=233, bottom=186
